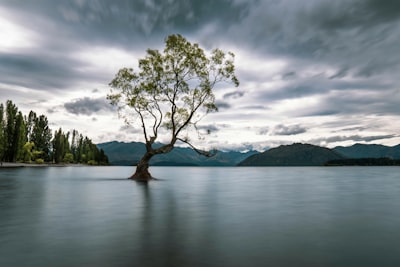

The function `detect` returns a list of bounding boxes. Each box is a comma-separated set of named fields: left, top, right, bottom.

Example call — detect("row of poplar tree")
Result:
left=0, top=100, right=108, bottom=165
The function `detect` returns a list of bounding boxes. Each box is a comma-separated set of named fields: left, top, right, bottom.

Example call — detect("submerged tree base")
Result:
left=129, top=170, right=158, bottom=182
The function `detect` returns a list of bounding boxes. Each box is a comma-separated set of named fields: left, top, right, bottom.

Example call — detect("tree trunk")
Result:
left=130, top=152, right=154, bottom=181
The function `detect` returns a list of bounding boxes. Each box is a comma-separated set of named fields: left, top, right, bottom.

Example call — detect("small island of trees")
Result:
left=0, top=100, right=108, bottom=165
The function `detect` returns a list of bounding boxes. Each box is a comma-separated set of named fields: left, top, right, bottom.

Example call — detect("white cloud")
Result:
left=0, top=9, right=37, bottom=52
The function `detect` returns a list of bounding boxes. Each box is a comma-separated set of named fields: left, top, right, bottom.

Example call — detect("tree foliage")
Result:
left=22, top=141, right=34, bottom=162
left=108, top=34, right=239, bottom=179
left=30, top=113, right=52, bottom=161
left=0, top=100, right=108, bottom=165
left=4, top=100, right=17, bottom=162
left=0, top=104, right=5, bottom=160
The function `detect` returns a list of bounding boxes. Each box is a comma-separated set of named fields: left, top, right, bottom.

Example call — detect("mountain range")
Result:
left=97, top=141, right=257, bottom=166
left=238, top=143, right=345, bottom=166
left=334, top=143, right=400, bottom=159
left=97, top=141, right=400, bottom=166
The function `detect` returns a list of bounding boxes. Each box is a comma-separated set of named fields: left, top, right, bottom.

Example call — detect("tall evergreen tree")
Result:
left=0, top=103, right=5, bottom=161
left=15, top=112, right=27, bottom=161
left=4, top=100, right=18, bottom=162
left=52, top=128, right=72, bottom=164
left=98, top=149, right=109, bottom=165
left=52, top=128, right=63, bottom=163
left=31, top=115, right=52, bottom=161
left=26, top=110, right=37, bottom=142
left=70, top=129, right=78, bottom=161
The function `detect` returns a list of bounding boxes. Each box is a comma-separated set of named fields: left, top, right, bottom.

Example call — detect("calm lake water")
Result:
left=1, top=166, right=400, bottom=266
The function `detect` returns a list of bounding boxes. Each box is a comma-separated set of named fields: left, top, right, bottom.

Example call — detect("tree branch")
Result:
left=153, top=142, right=175, bottom=155
left=177, top=138, right=216, bottom=157
left=135, top=107, right=149, bottom=144
left=175, top=91, right=208, bottom=137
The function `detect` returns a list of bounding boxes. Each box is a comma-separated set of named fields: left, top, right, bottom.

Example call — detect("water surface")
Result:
left=1, top=166, right=399, bottom=266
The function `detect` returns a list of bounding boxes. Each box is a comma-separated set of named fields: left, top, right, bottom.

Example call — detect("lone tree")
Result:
left=108, top=34, right=239, bottom=181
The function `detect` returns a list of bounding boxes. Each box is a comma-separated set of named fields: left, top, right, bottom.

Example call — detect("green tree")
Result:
left=75, top=133, right=84, bottom=163
left=52, top=128, right=75, bottom=164
left=15, top=112, right=27, bottom=162
left=81, top=136, right=95, bottom=164
left=0, top=103, right=5, bottom=161
left=108, top=34, right=239, bottom=181
left=63, top=152, right=74, bottom=163
left=65, top=130, right=106, bottom=165
left=0, top=100, right=107, bottom=165
left=97, top=148, right=109, bottom=165
left=2, top=101, right=27, bottom=162
left=52, top=128, right=66, bottom=163
left=22, top=141, right=35, bottom=162
left=32, top=150, right=43, bottom=162
left=31, top=115, right=52, bottom=161
left=26, top=110, right=37, bottom=142
left=4, top=100, right=18, bottom=162
left=70, top=129, right=78, bottom=162
left=64, top=131, right=70, bottom=156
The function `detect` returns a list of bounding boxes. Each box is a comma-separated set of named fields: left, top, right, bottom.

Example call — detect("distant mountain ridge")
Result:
left=238, top=143, right=345, bottom=166
left=326, top=158, right=400, bottom=166
left=333, top=143, right=400, bottom=159
left=97, top=141, right=257, bottom=166
left=98, top=141, right=400, bottom=166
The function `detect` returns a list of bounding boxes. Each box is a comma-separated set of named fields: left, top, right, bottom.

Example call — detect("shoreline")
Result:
left=0, top=162, right=85, bottom=168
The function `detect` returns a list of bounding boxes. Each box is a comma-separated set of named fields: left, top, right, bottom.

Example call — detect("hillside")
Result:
left=97, top=141, right=257, bottom=166
left=326, top=158, right=400, bottom=166
left=238, top=143, right=345, bottom=166
left=334, top=143, right=400, bottom=159
left=98, top=141, right=400, bottom=167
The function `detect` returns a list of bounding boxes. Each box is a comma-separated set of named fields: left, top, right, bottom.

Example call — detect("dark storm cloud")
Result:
left=197, top=124, right=220, bottom=133
left=339, top=126, right=368, bottom=132
left=3, top=0, right=400, bottom=95
left=329, top=67, right=349, bottom=80
left=305, top=110, right=339, bottom=117
left=225, top=0, right=400, bottom=84
left=0, top=0, right=251, bottom=92
left=256, top=73, right=332, bottom=102
left=1, top=0, right=250, bottom=49
left=64, top=97, right=113, bottom=115
left=0, top=52, right=96, bottom=90
left=274, top=0, right=397, bottom=51
left=310, top=134, right=398, bottom=144
left=119, top=125, right=142, bottom=134
left=223, top=91, right=245, bottom=99
left=240, top=105, right=268, bottom=110
left=308, top=89, right=400, bottom=117
left=316, top=0, right=400, bottom=29
left=215, top=100, right=231, bottom=110
left=256, top=69, right=399, bottom=117
left=282, top=71, right=297, bottom=80
left=273, top=124, right=307, bottom=136
left=266, top=84, right=324, bottom=101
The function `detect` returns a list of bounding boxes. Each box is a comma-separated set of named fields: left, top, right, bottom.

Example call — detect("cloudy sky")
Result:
left=1, top=0, right=399, bottom=151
